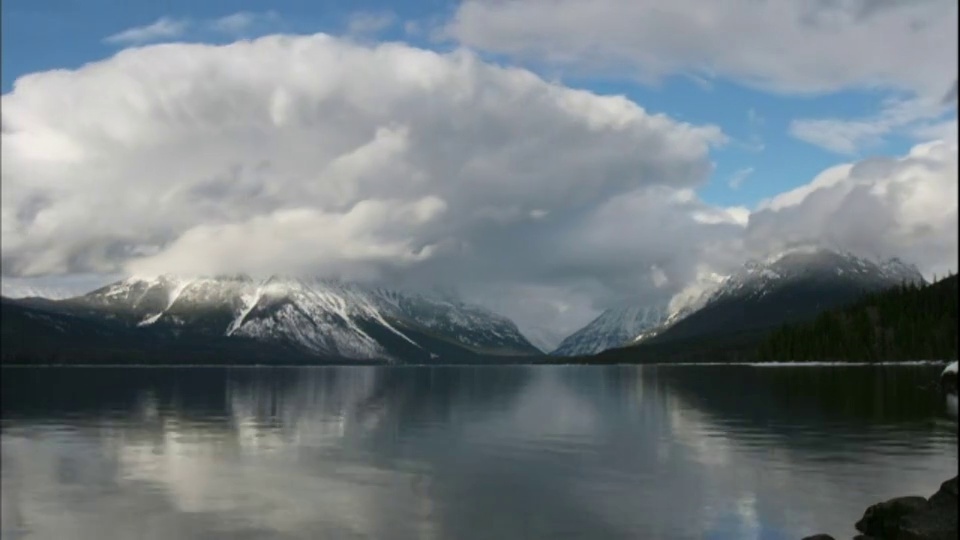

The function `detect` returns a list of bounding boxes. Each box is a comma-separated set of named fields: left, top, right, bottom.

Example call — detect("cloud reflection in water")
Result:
left=1, top=365, right=956, bottom=540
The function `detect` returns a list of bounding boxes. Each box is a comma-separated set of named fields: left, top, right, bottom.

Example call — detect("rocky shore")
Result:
left=803, top=476, right=957, bottom=540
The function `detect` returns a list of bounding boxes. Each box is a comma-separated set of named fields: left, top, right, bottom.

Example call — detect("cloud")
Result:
left=1, top=34, right=727, bottom=332
left=345, top=11, right=397, bottom=37
left=2, top=33, right=955, bottom=335
left=446, top=0, right=956, bottom=157
left=942, top=80, right=958, bottom=105
left=749, top=139, right=959, bottom=277
left=911, top=117, right=959, bottom=143
left=127, top=196, right=448, bottom=278
left=209, top=11, right=280, bottom=36
left=103, top=17, right=189, bottom=45
left=446, top=0, right=958, bottom=100
left=1, top=273, right=119, bottom=299
left=789, top=93, right=956, bottom=154
left=727, top=167, right=755, bottom=190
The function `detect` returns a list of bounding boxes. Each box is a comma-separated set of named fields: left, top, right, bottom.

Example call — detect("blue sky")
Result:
left=1, top=0, right=932, bottom=209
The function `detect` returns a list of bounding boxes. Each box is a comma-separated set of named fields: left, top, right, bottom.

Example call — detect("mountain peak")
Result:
left=634, top=248, right=926, bottom=346
left=741, top=248, right=923, bottom=289
left=552, top=248, right=926, bottom=357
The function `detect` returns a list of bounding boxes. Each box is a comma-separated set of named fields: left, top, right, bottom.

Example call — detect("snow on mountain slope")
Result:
left=60, top=275, right=539, bottom=361
left=230, top=278, right=388, bottom=359
left=369, top=288, right=536, bottom=354
left=631, top=247, right=926, bottom=346
left=550, top=247, right=927, bottom=357
left=709, top=248, right=924, bottom=304
left=551, top=305, right=668, bottom=356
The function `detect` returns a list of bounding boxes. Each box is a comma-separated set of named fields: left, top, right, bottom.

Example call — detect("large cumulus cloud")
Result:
left=1, top=35, right=723, bottom=282
left=1, top=33, right=956, bottom=339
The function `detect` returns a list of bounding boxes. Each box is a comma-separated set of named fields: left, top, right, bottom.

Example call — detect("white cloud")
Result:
left=446, top=0, right=957, bottom=157
left=404, top=20, right=422, bottom=37
left=747, top=139, right=959, bottom=278
left=2, top=34, right=725, bottom=333
left=790, top=95, right=955, bottom=154
left=104, top=17, right=189, bottom=45
left=1, top=273, right=119, bottom=299
left=346, top=11, right=397, bottom=37
left=737, top=109, right=766, bottom=153
left=447, top=0, right=958, bottom=100
left=127, top=197, right=448, bottom=278
left=209, top=11, right=280, bottom=35
left=727, top=167, right=755, bottom=190
left=911, top=117, right=959, bottom=143
left=2, top=33, right=956, bottom=334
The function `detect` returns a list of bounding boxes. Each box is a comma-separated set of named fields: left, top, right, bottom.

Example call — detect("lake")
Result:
left=1, top=364, right=956, bottom=539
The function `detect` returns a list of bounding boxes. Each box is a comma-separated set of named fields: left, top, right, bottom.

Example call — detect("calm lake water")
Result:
left=1, top=364, right=956, bottom=540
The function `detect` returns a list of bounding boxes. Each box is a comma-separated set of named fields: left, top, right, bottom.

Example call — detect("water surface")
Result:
left=2, top=364, right=956, bottom=539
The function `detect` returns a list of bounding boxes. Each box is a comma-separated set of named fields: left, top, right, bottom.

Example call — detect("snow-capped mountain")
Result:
left=551, top=305, right=668, bottom=356
left=43, top=275, right=541, bottom=362
left=634, top=248, right=925, bottom=346
left=704, top=248, right=922, bottom=304
left=550, top=248, right=926, bottom=357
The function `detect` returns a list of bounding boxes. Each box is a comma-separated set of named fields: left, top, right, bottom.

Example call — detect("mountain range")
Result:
left=0, top=248, right=928, bottom=365
left=2, top=276, right=540, bottom=364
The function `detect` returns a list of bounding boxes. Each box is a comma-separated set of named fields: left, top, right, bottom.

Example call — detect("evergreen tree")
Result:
left=753, top=275, right=958, bottom=362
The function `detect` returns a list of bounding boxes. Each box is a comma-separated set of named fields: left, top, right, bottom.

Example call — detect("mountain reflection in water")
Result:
left=2, top=364, right=956, bottom=540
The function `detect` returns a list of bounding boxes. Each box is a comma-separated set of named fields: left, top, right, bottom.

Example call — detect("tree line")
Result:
left=755, top=273, right=958, bottom=362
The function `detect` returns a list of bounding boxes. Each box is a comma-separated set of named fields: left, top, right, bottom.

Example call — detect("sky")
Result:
left=1, top=0, right=958, bottom=344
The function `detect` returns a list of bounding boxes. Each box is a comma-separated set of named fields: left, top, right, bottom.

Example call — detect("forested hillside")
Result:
left=755, top=274, right=957, bottom=362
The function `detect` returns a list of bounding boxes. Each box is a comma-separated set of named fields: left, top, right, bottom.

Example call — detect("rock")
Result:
left=899, top=477, right=958, bottom=540
left=855, top=496, right=929, bottom=537
left=853, top=477, right=958, bottom=540
left=801, top=535, right=836, bottom=540
left=931, top=476, right=958, bottom=501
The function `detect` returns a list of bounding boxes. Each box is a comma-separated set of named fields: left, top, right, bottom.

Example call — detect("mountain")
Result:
left=573, top=248, right=926, bottom=364
left=541, top=248, right=925, bottom=363
left=551, top=305, right=667, bottom=356
left=641, top=248, right=924, bottom=345
left=1, top=275, right=541, bottom=364
left=1, top=295, right=320, bottom=366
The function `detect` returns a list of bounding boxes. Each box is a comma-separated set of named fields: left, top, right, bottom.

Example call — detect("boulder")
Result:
left=852, top=477, right=958, bottom=540
left=898, top=477, right=958, bottom=540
